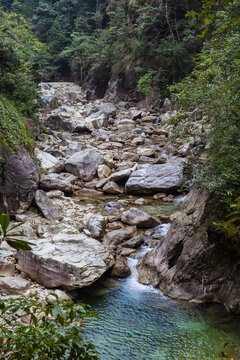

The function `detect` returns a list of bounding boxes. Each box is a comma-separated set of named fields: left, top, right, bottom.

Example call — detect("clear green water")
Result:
left=75, top=194, right=240, bottom=360
left=78, top=260, right=240, bottom=360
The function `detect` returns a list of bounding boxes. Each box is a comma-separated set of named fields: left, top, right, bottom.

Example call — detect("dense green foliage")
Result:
left=0, top=96, right=33, bottom=152
left=0, top=295, right=99, bottom=359
left=3, top=0, right=202, bottom=95
left=216, top=197, right=240, bottom=240
left=170, top=0, right=240, bottom=204
left=0, top=9, right=46, bottom=115
left=0, top=9, right=46, bottom=152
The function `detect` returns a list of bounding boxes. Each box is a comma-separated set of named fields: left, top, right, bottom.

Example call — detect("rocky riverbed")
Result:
left=0, top=82, right=239, bottom=314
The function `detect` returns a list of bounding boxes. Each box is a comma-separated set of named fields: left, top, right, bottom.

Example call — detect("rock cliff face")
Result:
left=137, top=188, right=240, bottom=313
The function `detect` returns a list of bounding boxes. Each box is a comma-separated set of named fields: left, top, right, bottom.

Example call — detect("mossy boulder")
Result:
left=0, top=96, right=38, bottom=214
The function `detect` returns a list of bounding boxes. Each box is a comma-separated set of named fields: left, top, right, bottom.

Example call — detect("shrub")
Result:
left=0, top=295, right=99, bottom=360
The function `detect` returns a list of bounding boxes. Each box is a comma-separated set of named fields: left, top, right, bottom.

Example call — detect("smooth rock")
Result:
left=121, top=153, right=139, bottom=162
left=46, top=190, right=63, bottom=199
left=108, top=168, right=132, bottom=183
left=65, top=149, right=102, bottom=181
left=137, top=147, right=155, bottom=157
left=134, top=198, right=149, bottom=206
left=115, top=119, right=135, bottom=131
left=104, top=201, right=123, bottom=214
left=110, top=257, right=131, bottom=278
left=75, top=188, right=103, bottom=197
left=122, top=235, right=143, bottom=248
left=104, top=226, right=137, bottom=247
left=121, top=208, right=159, bottom=228
left=102, top=182, right=123, bottom=195
left=119, top=248, right=136, bottom=257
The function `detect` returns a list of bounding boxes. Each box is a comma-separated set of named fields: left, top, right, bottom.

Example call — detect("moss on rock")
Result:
left=0, top=95, right=33, bottom=153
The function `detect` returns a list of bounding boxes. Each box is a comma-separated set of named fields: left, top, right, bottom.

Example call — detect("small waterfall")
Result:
left=174, top=195, right=187, bottom=206
left=126, top=223, right=171, bottom=293
left=153, top=117, right=161, bottom=125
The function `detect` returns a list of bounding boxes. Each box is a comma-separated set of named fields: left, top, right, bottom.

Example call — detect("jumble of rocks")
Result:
left=0, top=82, right=201, bottom=298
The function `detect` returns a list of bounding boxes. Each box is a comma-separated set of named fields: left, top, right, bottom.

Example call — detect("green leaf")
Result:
left=8, top=221, right=25, bottom=232
left=0, top=213, right=10, bottom=234
left=6, top=239, right=34, bottom=250
left=52, top=306, right=62, bottom=317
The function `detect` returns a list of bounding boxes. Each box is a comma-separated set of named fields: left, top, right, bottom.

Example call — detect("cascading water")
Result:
left=79, top=220, right=240, bottom=359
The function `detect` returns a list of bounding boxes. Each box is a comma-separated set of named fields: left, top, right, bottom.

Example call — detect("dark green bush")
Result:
left=0, top=295, right=99, bottom=360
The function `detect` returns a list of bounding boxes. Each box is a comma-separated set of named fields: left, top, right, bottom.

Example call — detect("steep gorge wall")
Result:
left=138, top=188, right=240, bottom=313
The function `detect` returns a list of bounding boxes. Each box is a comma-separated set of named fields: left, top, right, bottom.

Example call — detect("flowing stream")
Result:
left=76, top=198, right=240, bottom=360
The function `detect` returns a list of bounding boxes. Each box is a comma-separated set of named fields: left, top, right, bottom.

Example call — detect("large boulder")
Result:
left=0, top=152, right=38, bottom=214
left=137, top=188, right=240, bottom=314
left=121, top=208, right=159, bottom=228
left=16, top=233, right=113, bottom=290
left=125, top=160, right=185, bottom=194
left=65, top=149, right=102, bottom=181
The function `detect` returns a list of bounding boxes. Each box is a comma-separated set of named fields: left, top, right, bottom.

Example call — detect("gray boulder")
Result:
left=0, top=152, right=38, bottom=214
left=95, top=102, right=117, bottom=117
left=115, top=119, right=135, bottom=131
left=122, top=235, right=144, bottom=248
left=35, top=149, right=59, bottom=170
left=46, top=115, right=76, bottom=132
left=35, top=190, right=63, bottom=220
left=40, top=173, right=77, bottom=193
left=16, top=234, right=113, bottom=290
left=125, top=161, right=185, bottom=194
left=85, top=111, right=108, bottom=131
left=65, top=142, right=86, bottom=157
left=65, top=149, right=102, bottom=181
left=110, top=257, right=131, bottom=278
left=108, top=168, right=133, bottom=183
left=0, top=277, right=31, bottom=295
left=104, top=226, right=137, bottom=248
left=102, top=181, right=123, bottom=195
left=121, top=208, right=159, bottom=228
